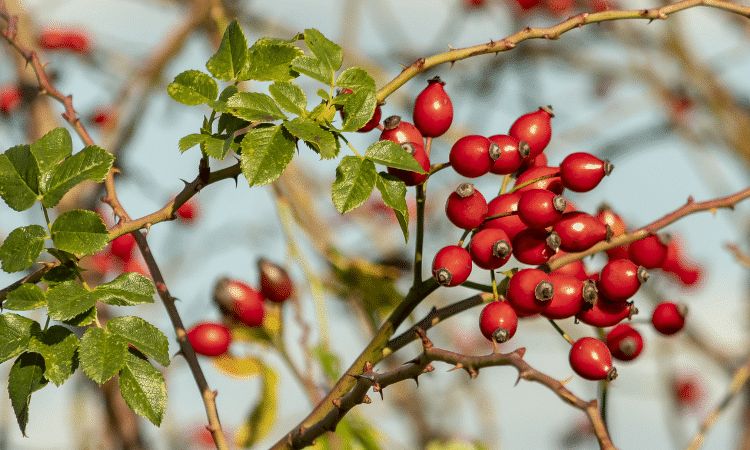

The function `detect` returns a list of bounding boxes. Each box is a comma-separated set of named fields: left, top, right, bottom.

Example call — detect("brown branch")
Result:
left=726, top=243, right=750, bottom=269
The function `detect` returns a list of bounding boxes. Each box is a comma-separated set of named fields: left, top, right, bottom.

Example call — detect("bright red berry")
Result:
left=606, top=324, right=644, bottom=361
left=511, top=228, right=560, bottom=265
left=176, top=199, right=199, bottom=223
left=187, top=322, right=232, bottom=357
left=387, top=142, right=430, bottom=186
left=380, top=116, right=423, bottom=145
left=661, top=237, right=702, bottom=286
left=479, top=301, right=518, bottom=343
left=517, top=153, right=548, bottom=174
left=508, top=106, right=553, bottom=158
left=39, top=28, right=91, bottom=53
left=506, top=268, right=554, bottom=315
left=598, top=259, right=648, bottom=303
left=513, top=166, right=563, bottom=194
left=543, top=274, right=596, bottom=320
left=445, top=183, right=488, bottom=230
left=0, top=85, right=22, bottom=114
left=449, top=135, right=499, bottom=178
left=258, top=258, right=294, bottom=303
left=569, top=337, right=617, bottom=381
left=553, top=212, right=610, bottom=252
left=578, top=300, right=636, bottom=327
left=123, top=259, right=149, bottom=277
left=673, top=374, right=704, bottom=409
left=90, top=106, right=116, bottom=129
left=413, top=76, right=453, bottom=137
left=469, top=228, right=512, bottom=269
left=628, top=234, right=668, bottom=269
left=483, top=192, right=526, bottom=240
left=515, top=0, right=542, bottom=9
left=488, top=135, right=530, bottom=175
left=517, top=189, right=567, bottom=229
left=110, top=233, right=137, bottom=262
left=652, top=301, right=687, bottom=335
left=560, top=152, right=613, bottom=192
left=432, top=245, right=473, bottom=287
left=213, top=278, right=265, bottom=327
left=550, top=256, right=588, bottom=281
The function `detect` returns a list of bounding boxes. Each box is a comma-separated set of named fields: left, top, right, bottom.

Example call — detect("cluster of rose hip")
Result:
left=185, top=259, right=295, bottom=357
left=368, top=76, right=691, bottom=382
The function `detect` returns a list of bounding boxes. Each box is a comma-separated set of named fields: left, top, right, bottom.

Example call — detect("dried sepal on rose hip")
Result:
left=542, top=274, right=596, bottom=320
left=469, top=228, right=512, bottom=270
left=488, top=134, right=530, bottom=175
left=258, top=258, right=294, bottom=303
left=413, top=76, right=453, bottom=137
left=187, top=322, right=232, bottom=357
left=213, top=278, right=265, bottom=327
left=606, top=324, right=644, bottom=361
left=506, top=268, right=554, bottom=315
left=432, top=245, right=472, bottom=287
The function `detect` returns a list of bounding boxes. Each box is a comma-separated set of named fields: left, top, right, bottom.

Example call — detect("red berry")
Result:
left=469, top=228, right=512, bottom=269
left=661, top=237, right=703, bottom=286
left=598, top=259, right=648, bottom=303
left=550, top=256, right=588, bottom=281
left=606, top=324, right=644, bottom=361
left=413, top=76, right=453, bottom=137
left=628, top=234, right=668, bottom=269
left=511, top=228, right=560, bottom=265
left=387, top=142, right=430, bottom=186
left=359, top=105, right=382, bottom=132
left=380, top=116, right=423, bottom=145
left=517, top=189, right=566, bottom=229
left=488, top=135, right=530, bottom=175
left=38, top=29, right=91, bottom=54
left=506, top=268, right=554, bottom=315
left=673, top=374, right=704, bottom=409
left=517, top=153, right=548, bottom=174
left=432, top=245, right=473, bottom=287
left=110, top=233, right=137, bottom=262
left=508, top=106, right=553, bottom=158
left=213, top=278, right=265, bottom=327
left=90, top=107, right=116, bottom=129
left=445, top=183, right=488, bottom=230
left=652, top=301, right=686, bottom=335
left=578, top=300, right=636, bottom=327
left=513, top=166, right=563, bottom=194
left=449, top=135, right=498, bottom=178
left=516, top=0, right=541, bottom=9
left=0, top=85, right=22, bottom=114
left=483, top=192, right=526, bottom=240
left=560, top=152, right=613, bottom=192
left=465, top=0, right=485, bottom=7
left=176, top=199, right=199, bottom=223
left=479, top=301, right=518, bottom=342
left=187, top=322, right=232, bottom=357
left=553, top=212, right=610, bottom=252
left=596, top=205, right=627, bottom=236
left=258, top=258, right=294, bottom=303
left=569, top=337, right=617, bottom=381
left=543, top=274, right=596, bottom=320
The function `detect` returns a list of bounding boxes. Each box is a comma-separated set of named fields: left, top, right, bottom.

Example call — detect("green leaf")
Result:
left=119, top=351, right=167, bottom=426
left=42, top=145, right=114, bottom=207
left=290, top=55, right=330, bottom=84
left=341, top=89, right=377, bottom=132
left=8, top=353, right=47, bottom=436
left=240, top=38, right=303, bottom=82
left=167, top=70, right=218, bottom=106
left=178, top=134, right=231, bottom=159
left=0, top=146, right=39, bottom=211
left=41, top=264, right=78, bottom=286
left=331, top=156, right=376, bottom=214
left=63, top=307, right=97, bottom=327
left=269, top=81, right=307, bottom=116
left=46, top=281, right=96, bottom=321
left=335, top=67, right=376, bottom=91
left=178, top=134, right=211, bottom=152
left=27, top=326, right=78, bottom=386
left=0, top=225, right=47, bottom=272
left=375, top=173, right=409, bottom=241
left=50, top=209, right=109, bottom=257
left=303, top=29, right=342, bottom=75
left=79, top=327, right=127, bottom=384
left=3, top=284, right=46, bottom=311
left=365, top=140, right=426, bottom=172
left=217, top=113, right=249, bottom=135
left=0, top=313, right=39, bottom=363
left=94, top=272, right=155, bottom=306
left=107, top=316, right=169, bottom=366
left=206, top=20, right=248, bottom=81
left=30, top=128, right=72, bottom=183
left=212, top=354, right=263, bottom=379
left=236, top=367, right=278, bottom=447
left=240, top=125, right=296, bottom=186
left=226, top=92, right=287, bottom=122
left=283, top=117, right=338, bottom=159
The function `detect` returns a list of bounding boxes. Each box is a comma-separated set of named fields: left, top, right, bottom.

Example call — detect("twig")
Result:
left=413, top=183, right=426, bottom=286
left=726, top=243, right=750, bottom=269
left=0, top=263, right=55, bottom=304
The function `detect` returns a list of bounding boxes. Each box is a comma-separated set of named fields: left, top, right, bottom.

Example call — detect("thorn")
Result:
left=467, top=367, right=479, bottom=379
left=412, top=376, right=419, bottom=386
left=515, top=347, right=527, bottom=358
left=560, top=375, right=574, bottom=385
left=448, top=363, right=464, bottom=372
left=331, top=398, right=342, bottom=409
left=372, top=383, right=384, bottom=400
left=448, top=44, right=456, bottom=50
left=514, top=373, right=522, bottom=386
left=423, top=364, right=434, bottom=373
left=686, top=195, right=695, bottom=204
left=180, top=179, right=190, bottom=186
left=362, top=395, right=372, bottom=404
left=415, top=328, right=433, bottom=349
left=363, top=361, right=374, bottom=372
left=298, top=425, right=308, bottom=435
left=402, top=357, right=420, bottom=366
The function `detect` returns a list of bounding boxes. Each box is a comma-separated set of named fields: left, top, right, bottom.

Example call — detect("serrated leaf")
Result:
left=62, top=307, right=97, bottom=327
left=365, top=140, right=426, bottom=172
left=119, top=351, right=167, bottom=426
left=79, top=327, right=127, bottom=384
left=290, top=55, right=331, bottom=84
left=167, top=70, right=218, bottom=106
left=42, top=145, right=114, bottom=207
left=178, top=134, right=211, bottom=152
left=93, top=272, right=156, bottom=306
left=283, top=117, right=338, bottom=159
left=331, top=156, right=376, bottom=214
left=30, top=128, right=72, bottom=183
left=335, top=67, right=376, bottom=91
left=235, top=367, right=278, bottom=447
left=341, top=89, right=377, bottom=132
left=225, top=92, right=287, bottom=122
left=28, top=326, right=78, bottom=386
left=269, top=81, right=307, bottom=116
left=50, top=209, right=108, bottom=257
left=45, top=248, right=79, bottom=264
left=240, top=38, right=303, bottom=82
left=206, top=20, right=248, bottom=81
left=107, top=316, right=169, bottom=366
left=178, top=134, right=232, bottom=159
left=8, top=353, right=47, bottom=436
left=46, top=281, right=96, bottom=321
left=3, top=284, right=46, bottom=311
left=213, top=354, right=263, bottom=379
left=0, top=146, right=39, bottom=211
left=240, top=125, right=296, bottom=186
left=217, top=113, right=249, bottom=135
left=0, top=225, right=47, bottom=272
left=0, top=313, right=39, bottom=363
left=375, top=173, right=409, bottom=241
left=41, top=264, right=78, bottom=286
left=303, top=29, right=342, bottom=75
